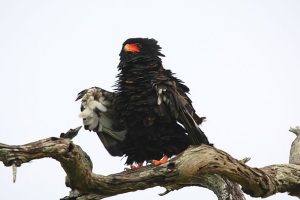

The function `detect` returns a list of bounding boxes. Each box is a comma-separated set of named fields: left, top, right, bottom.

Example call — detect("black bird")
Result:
left=76, top=87, right=126, bottom=156
left=115, top=38, right=210, bottom=165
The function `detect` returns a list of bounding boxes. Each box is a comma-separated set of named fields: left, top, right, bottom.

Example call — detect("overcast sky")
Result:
left=0, top=1, right=300, bottom=199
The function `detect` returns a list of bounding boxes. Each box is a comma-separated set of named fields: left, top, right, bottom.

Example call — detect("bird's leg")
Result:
left=151, top=155, right=169, bottom=165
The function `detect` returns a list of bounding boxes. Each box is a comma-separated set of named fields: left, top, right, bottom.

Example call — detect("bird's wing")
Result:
left=76, top=87, right=126, bottom=156
left=154, top=80, right=210, bottom=145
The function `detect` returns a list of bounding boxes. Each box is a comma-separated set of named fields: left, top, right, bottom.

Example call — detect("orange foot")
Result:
left=151, top=155, right=169, bottom=165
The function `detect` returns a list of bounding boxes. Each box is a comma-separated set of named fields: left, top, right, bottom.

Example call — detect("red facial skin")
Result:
left=124, top=43, right=140, bottom=53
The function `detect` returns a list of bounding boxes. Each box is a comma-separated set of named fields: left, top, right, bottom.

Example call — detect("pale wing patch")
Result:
left=82, top=111, right=99, bottom=130
left=78, top=87, right=108, bottom=131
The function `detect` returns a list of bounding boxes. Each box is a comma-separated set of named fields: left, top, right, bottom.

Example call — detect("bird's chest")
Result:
left=118, top=75, right=161, bottom=126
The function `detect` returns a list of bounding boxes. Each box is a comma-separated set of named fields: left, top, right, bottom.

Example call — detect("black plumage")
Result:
left=115, top=38, right=210, bottom=165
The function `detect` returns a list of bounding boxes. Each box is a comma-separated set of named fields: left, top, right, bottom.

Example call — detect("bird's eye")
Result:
left=124, top=43, right=140, bottom=53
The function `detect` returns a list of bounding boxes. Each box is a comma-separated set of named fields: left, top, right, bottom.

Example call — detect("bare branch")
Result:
left=290, top=126, right=300, bottom=166
left=290, top=126, right=300, bottom=136
left=288, top=126, right=300, bottom=198
left=1, top=128, right=300, bottom=199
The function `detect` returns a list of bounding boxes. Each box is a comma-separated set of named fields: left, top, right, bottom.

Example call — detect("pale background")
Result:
left=0, top=0, right=299, bottom=199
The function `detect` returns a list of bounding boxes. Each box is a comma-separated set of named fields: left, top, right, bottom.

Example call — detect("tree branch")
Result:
left=290, top=126, right=300, bottom=165
left=0, top=127, right=299, bottom=199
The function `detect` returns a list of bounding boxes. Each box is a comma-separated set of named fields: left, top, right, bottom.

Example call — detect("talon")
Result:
left=151, top=155, right=169, bottom=165
left=126, top=162, right=144, bottom=170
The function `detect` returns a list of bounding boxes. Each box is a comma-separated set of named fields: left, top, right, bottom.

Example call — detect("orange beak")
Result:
left=124, top=43, right=140, bottom=53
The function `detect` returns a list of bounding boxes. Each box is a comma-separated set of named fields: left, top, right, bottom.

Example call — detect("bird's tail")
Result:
left=182, top=110, right=210, bottom=145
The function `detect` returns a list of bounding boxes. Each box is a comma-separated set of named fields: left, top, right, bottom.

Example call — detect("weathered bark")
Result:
left=288, top=126, right=300, bottom=197
left=290, top=126, right=300, bottom=165
left=0, top=127, right=299, bottom=200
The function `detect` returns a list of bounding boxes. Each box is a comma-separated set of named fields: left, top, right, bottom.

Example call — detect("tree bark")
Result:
left=0, top=127, right=299, bottom=200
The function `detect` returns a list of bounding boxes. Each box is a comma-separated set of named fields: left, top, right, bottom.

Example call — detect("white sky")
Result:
left=0, top=0, right=299, bottom=199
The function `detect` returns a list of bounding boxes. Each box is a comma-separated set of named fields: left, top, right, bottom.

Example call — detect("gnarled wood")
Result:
left=290, top=126, right=300, bottom=165
left=0, top=127, right=299, bottom=199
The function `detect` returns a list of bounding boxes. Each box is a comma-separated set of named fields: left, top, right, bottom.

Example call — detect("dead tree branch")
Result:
left=0, top=127, right=300, bottom=199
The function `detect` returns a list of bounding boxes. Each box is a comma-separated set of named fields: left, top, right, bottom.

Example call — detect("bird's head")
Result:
left=119, top=38, right=165, bottom=62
